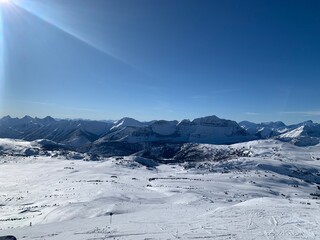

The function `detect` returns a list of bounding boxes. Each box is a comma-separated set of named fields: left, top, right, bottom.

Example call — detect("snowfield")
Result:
left=1, top=139, right=320, bottom=239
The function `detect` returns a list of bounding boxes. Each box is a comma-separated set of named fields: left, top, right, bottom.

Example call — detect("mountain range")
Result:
left=239, top=120, right=320, bottom=146
left=0, top=115, right=319, bottom=154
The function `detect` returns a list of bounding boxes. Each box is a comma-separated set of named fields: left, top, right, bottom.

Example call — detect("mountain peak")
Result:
left=37, top=116, right=56, bottom=125
left=1, top=115, right=12, bottom=120
left=22, top=115, right=33, bottom=120
left=261, top=121, right=286, bottom=128
left=192, top=115, right=222, bottom=124
left=111, top=117, right=144, bottom=130
left=21, top=115, right=34, bottom=123
left=43, top=116, right=54, bottom=120
left=301, top=120, right=314, bottom=126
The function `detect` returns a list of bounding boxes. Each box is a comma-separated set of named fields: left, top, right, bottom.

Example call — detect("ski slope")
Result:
left=0, top=140, right=320, bottom=239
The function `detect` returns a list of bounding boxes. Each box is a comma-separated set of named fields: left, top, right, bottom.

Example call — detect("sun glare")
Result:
left=0, top=0, right=10, bottom=4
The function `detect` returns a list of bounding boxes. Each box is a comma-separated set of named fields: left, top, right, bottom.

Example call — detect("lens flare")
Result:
left=11, top=0, right=148, bottom=75
left=0, top=0, right=11, bottom=4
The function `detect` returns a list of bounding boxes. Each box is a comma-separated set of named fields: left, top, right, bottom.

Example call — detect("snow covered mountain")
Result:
left=0, top=116, right=113, bottom=148
left=1, top=115, right=319, bottom=154
left=94, top=116, right=251, bottom=149
left=239, top=120, right=289, bottom=138
left=1, top=120, right=320, bottom=239
left=183, top=116, right=250, bottom=144
left=277, top=123, right=320, bottom=146
left=239, top=120, right=316, bottom=140
left=110, top=117, right=147, bottom=131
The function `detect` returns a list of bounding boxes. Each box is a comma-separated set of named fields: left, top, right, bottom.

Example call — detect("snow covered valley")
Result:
left=1, top=139, right=320, bottom=239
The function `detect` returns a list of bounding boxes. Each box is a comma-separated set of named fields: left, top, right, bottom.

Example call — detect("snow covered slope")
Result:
left=277, top=123, right=320, bottom=146
left=239, top=120, right=289, bottom=138
left=0, top=116, right=113, bottom=148
left=185, top=116, right=250, bottom=143
left=97, top=115, right=251, bottom=145
left=0, top=138, right=40, bottom=156
left=1, top=139, right=320, bottom=239
left=1, top=116, right=319, bottom=150
left=239, top=120, right=317, bottom=141
left=110, top=117, right=147, bottom=131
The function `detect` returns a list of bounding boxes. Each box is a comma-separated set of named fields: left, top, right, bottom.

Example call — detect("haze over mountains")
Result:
left=0, top=115, right=319, bottom=153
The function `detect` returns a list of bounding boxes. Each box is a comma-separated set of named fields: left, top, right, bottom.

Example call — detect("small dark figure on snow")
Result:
left=0, top=236, right=17, bottom=240
left=109, top=212, right=113, bottom=224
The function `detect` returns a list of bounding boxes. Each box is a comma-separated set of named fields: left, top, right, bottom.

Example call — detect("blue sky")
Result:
left=0, top=0, right=319, bottom=124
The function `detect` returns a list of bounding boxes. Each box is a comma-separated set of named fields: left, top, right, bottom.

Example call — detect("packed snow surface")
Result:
left=1, top=139, right=320, bottom=239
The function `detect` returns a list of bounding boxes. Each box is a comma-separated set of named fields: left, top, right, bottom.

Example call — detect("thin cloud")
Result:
left=28, top=101, right=56, bottom=106
left=191, top=95, right=211, bottom=100
left=28, top=101, right=103, bottom=113
left=281, top=111, right=320, bottom=116
left=211, top=88, right=242, bottom=94
left=192, top=88, right=242, bottom=99
left=245, top=112, right=261, bottom=116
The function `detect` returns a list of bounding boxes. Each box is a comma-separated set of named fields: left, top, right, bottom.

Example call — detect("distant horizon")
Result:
left=0, top=113, right=317, bottom=126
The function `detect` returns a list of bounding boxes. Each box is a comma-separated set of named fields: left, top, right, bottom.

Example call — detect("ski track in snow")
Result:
left=0, top=139, right=320, bottom=239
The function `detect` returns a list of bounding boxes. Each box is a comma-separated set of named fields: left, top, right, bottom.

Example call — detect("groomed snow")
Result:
left=1, top=139, right=320, bottom=239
